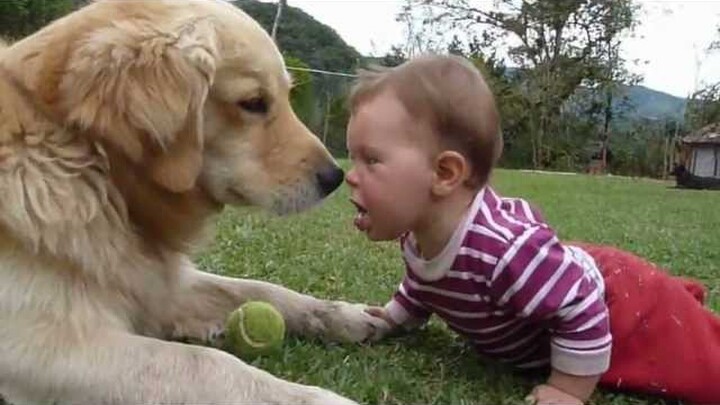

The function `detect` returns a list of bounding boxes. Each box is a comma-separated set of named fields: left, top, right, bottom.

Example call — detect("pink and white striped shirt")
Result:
left=385, top=186, right=611, bottom=376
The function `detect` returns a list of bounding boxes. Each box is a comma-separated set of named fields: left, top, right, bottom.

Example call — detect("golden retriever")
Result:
left=0, top=1, right=387, bottom=404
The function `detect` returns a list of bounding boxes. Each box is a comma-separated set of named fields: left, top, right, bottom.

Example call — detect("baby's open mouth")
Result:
left=350, top=199, right=369, bottom=232
left=351, top=199, right=366, bottom=214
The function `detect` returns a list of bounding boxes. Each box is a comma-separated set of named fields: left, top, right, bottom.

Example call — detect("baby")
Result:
left=344, top=54, right=720, bottom=404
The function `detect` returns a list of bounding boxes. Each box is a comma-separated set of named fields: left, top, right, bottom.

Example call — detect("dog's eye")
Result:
left=237, top=97, right=268, bottom=114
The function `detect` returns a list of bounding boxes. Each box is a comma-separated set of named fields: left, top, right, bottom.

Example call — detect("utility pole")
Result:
left=271, top=0, right=287, bottom=42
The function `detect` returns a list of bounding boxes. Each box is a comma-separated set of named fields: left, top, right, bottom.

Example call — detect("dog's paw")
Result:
left=308, top=300, right=391, bottom=343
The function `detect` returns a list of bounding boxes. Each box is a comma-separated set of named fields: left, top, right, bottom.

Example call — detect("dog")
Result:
left=670, top=164, right=720, bottom=190
left=0, top=1, right=388, bottom=404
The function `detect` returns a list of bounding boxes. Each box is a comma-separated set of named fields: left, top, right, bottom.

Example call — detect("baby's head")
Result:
left=348, top=54, right=502, bottom=189
left=345, top=54, right=502, bottom=242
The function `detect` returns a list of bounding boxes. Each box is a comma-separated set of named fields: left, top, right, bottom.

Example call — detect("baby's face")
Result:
left=345, top=91, right=438, bottom=241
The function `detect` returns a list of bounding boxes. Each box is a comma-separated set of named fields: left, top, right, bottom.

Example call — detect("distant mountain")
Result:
left=566, top=83, right=687, bottom=130
left=619, top=85, right=687, bottom=123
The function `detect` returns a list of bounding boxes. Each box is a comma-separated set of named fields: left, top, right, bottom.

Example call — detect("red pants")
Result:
left=570, top=243, right=720, bottom=404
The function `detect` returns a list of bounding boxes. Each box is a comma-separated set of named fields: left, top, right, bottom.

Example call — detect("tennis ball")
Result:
left=224, top=301, right=286, bottom=359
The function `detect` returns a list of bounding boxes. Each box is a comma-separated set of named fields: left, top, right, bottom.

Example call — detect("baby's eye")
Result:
left=367, top=157, right=379, bottom=165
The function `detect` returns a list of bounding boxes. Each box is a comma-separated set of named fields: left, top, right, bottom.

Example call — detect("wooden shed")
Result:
left=678, top=123, right=720, bottom=179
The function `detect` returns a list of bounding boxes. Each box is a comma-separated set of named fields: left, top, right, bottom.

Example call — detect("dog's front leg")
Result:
left=170, top=268, right=390, bottom=345
left=1, top=329, right=359, bottom=405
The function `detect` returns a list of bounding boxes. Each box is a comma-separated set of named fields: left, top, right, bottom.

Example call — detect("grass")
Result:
left=195, top=166, right=720, bottom=405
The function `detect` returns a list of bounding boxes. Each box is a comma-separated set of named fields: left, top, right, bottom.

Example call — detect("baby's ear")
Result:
left=59, top=18, right=218, bottom=192
left=432, top=150, right=470, bottom=196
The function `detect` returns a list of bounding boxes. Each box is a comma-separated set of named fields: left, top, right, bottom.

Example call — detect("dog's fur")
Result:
left=0, top=1, right=387, bottom=404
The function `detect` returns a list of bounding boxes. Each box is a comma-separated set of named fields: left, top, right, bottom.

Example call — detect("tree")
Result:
left=685, top=83, right=720, bottom=130
left=285, top=56, right=315, bottom=126
left=461, top=37, right=533, bottom=169
left=380, top=45, right=408, bottom=67
left=685, top=24, right=720, bottom=131
left=585, top=0, right=641, bottom=173
left=395, top=0, right=453, bottom=58
left=270, top=0, right=287, bottom=41
left=0, top=0, right=76, bottom=40
left=407, top=0, right=640, bottom=169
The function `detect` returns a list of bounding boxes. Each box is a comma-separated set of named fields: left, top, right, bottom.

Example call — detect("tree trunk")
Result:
left=663, top=136, right=671, bottom=180
left=601, top=88, right=613, bottom=174
left=271, top=0, right=287, bottom=42
left=322, top=92, right=331, bottom=145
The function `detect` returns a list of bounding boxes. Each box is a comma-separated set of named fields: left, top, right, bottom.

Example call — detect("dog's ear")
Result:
left=60, top=18, right=218, bottom=192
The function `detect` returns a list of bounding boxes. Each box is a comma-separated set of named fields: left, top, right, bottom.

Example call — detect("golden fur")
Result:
left=0, top=1, right=386, bottom=404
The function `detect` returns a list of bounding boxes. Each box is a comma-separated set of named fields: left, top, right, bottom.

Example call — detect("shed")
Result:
left=679, top=123, right=720, bottom=179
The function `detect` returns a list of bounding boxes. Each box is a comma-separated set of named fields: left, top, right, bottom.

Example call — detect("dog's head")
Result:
left=20, top=0, right=343, bottom=216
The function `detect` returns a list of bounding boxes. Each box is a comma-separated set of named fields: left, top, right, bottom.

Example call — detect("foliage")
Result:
left=395, top=0, right=454, bottom=57
left=683, top=20, right=720, bottom=133
left=419, top=0, right=640, bottom=169
left=322, top=92, right=353, bottom=157
left=285, top=55, right=315, bottom=126
left=685, top=82, right=720, bottom=131
left=580, top=0, right=642, bottom=170
left=379, top=45, right=408, bottom=68
left=609, top=119, right=674, bottom=178
left=389, top=0, right=690, bottom=177
left=0, top=0, right=88, bottom=40
left=196, top=166, right=719, bottom=405
left=233, top=0, right=361, bottom=72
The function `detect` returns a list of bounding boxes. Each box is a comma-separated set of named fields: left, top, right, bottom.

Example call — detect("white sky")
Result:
left=259, top=0, right=720, bottom=98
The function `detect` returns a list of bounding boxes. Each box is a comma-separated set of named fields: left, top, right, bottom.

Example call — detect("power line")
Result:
left=286, top=66, right=357, bottom=78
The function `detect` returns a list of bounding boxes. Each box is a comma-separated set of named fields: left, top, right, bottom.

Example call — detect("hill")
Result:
left=621, top=85, right=687, bottom=122
left=232, top=0, right=362, bottom=72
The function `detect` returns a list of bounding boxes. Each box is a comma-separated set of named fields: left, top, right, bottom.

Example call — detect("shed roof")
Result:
left=682, top=123, right=720, bottom=145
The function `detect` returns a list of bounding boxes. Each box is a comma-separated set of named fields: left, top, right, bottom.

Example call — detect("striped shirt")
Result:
left=385, top=186, right=612, bottom=376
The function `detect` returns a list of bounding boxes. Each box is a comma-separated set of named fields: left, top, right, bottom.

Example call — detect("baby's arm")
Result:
left=365, top=274, right=432, bottom=338
left=547, top=369, right=600, bottom=401
left=490, top=227, right=611, bottom=404
left=527, top=369, right=600, bottom=404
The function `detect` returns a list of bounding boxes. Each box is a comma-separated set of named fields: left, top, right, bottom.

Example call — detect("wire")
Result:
left=286, top=66, right=357, bottom=78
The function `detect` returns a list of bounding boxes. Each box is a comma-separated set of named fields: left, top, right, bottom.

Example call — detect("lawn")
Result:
left=196, top=166, right=720, bottom=405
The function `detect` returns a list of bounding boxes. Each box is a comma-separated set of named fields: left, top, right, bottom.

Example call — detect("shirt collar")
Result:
left=402, top=187, right=489, bottom=281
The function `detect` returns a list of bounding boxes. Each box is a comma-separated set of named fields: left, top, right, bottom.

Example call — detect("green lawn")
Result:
left=196, top=167, right=720, bottom=405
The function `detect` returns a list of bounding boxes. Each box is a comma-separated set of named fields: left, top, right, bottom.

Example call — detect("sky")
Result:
left=257, top=0, right=720, bottom=98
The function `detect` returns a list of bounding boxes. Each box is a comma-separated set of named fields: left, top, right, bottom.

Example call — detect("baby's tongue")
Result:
left=354, top=212, right=370, bottom=232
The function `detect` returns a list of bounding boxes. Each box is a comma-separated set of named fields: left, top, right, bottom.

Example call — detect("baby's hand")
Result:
left=364, top=306, right=396, bottom=328
left=525, top=384, right=583, bottom=405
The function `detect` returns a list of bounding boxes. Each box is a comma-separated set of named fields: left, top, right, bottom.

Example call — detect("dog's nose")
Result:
left=316, top=165, right=345, bottom=196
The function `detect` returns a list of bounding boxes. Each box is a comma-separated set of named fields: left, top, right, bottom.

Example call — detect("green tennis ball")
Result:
left=224, top=301, right=286, bottom=359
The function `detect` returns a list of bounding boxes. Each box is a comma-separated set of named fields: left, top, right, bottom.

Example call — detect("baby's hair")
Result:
left=349, top=53, right=502, bottom=188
